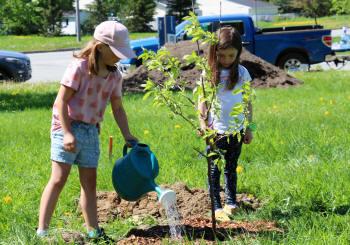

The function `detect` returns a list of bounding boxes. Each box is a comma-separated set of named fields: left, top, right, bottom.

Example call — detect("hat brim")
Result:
left=110, top=45, right=137, bottom=59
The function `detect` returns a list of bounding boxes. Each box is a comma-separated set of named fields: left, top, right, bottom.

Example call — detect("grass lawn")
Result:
left=258, top=14, right=350, bottom=30
left=0, top=70, right=350, bottom=243
left=0, top=33, right=156, bottom=53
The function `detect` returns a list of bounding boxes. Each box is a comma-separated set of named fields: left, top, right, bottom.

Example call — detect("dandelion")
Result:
left=144, top=130, right=150, bottom=135
left=329, top=100, right=335, bottom=105
left=174, top=124, right=181, bottom=129
left=273, top=105, right=278, bottom=109
left=3, top=195, right=12, bottom=204
left=324, top=111, right=330, bottom=116
left=236, top=165, right=244, bottom=174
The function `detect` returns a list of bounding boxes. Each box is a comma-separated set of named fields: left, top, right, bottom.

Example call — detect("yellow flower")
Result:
left=64, top=212, right=72, bottom=217
left=324, top=111, right=330, bottom=116
left=236, top=165, right=244, bottom=174
left=3, top=196, right=12, bottom=204
left=174, top=124, right=181, bottom=129
left=319, top=97, right=324, bottom=102
left=329, top=100, right=335, bottom=105
left=273, top=105, right=278, bottom=109
left=143, top=130, right=149, bottom=135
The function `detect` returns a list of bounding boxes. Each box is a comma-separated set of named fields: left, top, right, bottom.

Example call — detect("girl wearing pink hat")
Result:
left=37, top=21, right=137, bottom=241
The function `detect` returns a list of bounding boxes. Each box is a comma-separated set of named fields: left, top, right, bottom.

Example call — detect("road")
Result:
left=27, top=50, right=76, bottom=83
left=27, top=29, right=350, bottom=83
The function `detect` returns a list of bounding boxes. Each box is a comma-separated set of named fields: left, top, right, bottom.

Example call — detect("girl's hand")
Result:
left=124, top=134, right=139, bottom=147
left=243, top=129, right=253, bottom=144
left=63, top=132, right=76, bottom=152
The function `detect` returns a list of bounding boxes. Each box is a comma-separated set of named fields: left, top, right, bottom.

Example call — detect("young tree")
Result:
left=166, top=0, right=194, bottom=23
left=121, top=0, right=156, bottom=32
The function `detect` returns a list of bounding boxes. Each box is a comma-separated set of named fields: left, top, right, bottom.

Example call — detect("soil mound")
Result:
left=61, top=183, right=282, bottom=244
left=122, top=40, right=302, bottom=93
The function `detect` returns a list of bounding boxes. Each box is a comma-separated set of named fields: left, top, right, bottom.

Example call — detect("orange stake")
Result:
left=109, top=136, right=113, bottom=160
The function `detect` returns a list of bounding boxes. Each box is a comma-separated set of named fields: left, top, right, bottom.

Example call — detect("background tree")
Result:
left=35, top=0, right=74, bottom=36
left=331, top=0, right=350, bottom=15
left=291, top=0, right=332, bottom=17
left=268, top=0, right=299, bottom=13
left=121, top=0, right=156, bottom=32
left=0, top=0, right=40, bottom=35
left=82, top=0, right=126, bottom=34
left=167, top=0, right=194, bottom=23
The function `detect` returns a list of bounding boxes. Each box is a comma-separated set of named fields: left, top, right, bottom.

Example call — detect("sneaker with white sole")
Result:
left=36, top=229, right=48, bottom=237
left=223, top=204, right=239, bottom=215
left=215, top=209, right=231, bottom=222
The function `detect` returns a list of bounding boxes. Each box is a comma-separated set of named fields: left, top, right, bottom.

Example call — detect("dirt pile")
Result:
left=122, top=40, right=302, bottom=93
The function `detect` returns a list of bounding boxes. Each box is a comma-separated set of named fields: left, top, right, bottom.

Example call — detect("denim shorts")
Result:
left=50, top=121, right=100, bottom=168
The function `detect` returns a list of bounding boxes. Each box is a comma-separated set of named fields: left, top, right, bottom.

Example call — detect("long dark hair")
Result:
left=208, top=26, right=242, bottom=90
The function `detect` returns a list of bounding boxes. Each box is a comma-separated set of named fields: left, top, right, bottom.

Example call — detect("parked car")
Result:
left=120, top=14, right=333, bottom=71
left=0, top=50, right=32, bottom=81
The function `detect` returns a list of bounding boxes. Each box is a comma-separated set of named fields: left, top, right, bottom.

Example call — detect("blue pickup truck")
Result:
left=120, top=14, right=333, bottom=71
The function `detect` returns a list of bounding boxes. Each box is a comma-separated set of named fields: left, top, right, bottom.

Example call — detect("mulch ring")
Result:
left=61, top=183, right=283, bottom=244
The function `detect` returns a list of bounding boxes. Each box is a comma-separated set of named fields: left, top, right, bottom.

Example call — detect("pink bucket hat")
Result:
left=94, top=21, right=136, bottom=59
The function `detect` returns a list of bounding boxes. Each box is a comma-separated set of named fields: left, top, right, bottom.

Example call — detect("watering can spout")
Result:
left=153, top=183, right=177, bottom=206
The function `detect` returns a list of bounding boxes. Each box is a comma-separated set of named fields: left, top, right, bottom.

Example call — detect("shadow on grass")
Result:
left=0, top=92, right=56, bottom=111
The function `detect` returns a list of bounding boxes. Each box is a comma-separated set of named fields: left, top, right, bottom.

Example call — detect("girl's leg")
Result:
left=78, top=166, right=98, bottom=231
left=38, top=161, right=72, bottom=230
left=207, top=144, right=223, bottom=210
left=224, top=135, right=243, bottom=206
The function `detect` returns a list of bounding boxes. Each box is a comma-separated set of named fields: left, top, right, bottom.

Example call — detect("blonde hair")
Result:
left=73, top=39, right=117, bottom=75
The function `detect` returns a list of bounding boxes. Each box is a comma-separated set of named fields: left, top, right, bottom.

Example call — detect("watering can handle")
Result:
left=122, top=140, right=138, bottom=156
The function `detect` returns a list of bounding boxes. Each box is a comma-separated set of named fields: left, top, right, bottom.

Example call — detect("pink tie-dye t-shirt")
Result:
left=51, top=59, right=122, bottom=131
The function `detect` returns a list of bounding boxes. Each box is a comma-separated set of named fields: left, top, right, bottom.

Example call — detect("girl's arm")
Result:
left=56, top=85, right=76, bottom=152
left=110, top=96, right=138, bottom=142
left=198, top=101, right=208, bottom=134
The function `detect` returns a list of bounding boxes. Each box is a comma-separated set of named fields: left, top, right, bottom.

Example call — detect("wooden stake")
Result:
left=109, top=136, right=113, bottom=160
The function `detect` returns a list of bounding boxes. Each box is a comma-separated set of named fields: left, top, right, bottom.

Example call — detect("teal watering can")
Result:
left=112, top=142, right=176, bottom=206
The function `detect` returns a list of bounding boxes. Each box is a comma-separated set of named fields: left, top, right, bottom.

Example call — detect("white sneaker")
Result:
left=223, top=204, right=239, bottom=215
left=36, top=229, right=48, bottom=237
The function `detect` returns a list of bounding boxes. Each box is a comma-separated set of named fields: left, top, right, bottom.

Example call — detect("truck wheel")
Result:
left=277, top=53, right=309, bottom=71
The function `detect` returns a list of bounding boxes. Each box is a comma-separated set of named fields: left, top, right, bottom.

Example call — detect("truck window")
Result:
left=202, top=21, right=245, bottom=35
left=220, top=21, right=245, bottom=35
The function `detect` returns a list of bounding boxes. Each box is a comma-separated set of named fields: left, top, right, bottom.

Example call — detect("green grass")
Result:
left=1, top=70, right=350, bottom=244
left=0, top=33, right=156, bottom=52
left=258, top=14, right=350, bottom=30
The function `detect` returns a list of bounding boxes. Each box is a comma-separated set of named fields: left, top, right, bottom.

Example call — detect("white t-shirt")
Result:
left=208, top=65, right=252, bottom=133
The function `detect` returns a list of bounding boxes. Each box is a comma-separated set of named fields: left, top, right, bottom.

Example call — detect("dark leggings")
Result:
left=207, top=133, right=243, bottom=210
